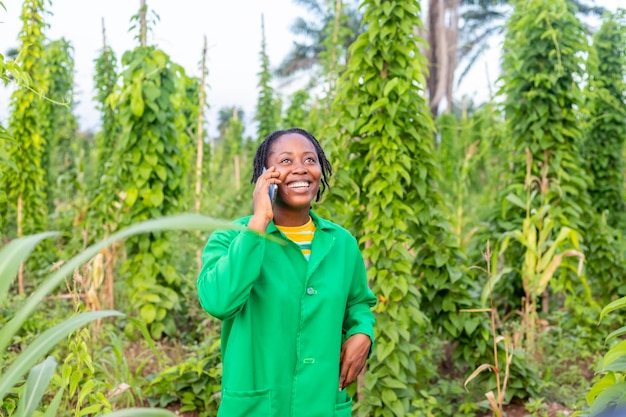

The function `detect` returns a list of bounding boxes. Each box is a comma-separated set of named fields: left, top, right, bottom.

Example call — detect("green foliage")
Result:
left=583, top=11, right=626, bottom=229
left=283, top=89, right=311, bottom=128
left=575, top=296, right=626, bottom=417
left=254, top=16, right=279, bottom=141
left=41, top=38, right=83, bottom=232
left=52, top=328, right=113, bottom=416
left=205, top=109, right=254, bottom=221
left=3, top=0, right=50, bottom=239
left=0, top=215, right=240, bottom=417
left=328, top=1, right=479, bottom=415
left=93, top=37, right=120, bottom=185
left=110, top=46, right=192, bottom=338
left=492, top=0, right=622, bottom=328
left=145, top=331, right=222, bottom=416
left=499, top=0, right=590, bottom=235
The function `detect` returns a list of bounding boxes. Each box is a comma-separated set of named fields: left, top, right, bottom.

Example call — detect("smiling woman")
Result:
left=196, top=127, right=377, bottom=417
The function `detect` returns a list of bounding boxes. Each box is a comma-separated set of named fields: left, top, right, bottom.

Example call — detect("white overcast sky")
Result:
left=0, top=0, right=623, bottom=138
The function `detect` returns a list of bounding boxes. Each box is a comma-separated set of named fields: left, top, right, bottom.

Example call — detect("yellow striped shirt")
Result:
left=276, top=218, right=316, bottom=261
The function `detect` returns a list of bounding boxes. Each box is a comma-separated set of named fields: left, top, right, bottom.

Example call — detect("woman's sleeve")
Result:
left=196, top=227, right=266, bottom=320
left=343, top=241, right=377, bottom=350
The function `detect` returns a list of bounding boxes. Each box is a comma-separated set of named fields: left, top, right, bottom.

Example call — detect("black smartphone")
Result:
left=262, top=167, right=277, bottom=203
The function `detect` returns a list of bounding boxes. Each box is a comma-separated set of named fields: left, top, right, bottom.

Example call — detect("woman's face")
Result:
left=266, top=133, right=322, bottom=209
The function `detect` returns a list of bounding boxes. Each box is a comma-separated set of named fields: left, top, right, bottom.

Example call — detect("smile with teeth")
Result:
left=288, top=181, right=310, bottom=189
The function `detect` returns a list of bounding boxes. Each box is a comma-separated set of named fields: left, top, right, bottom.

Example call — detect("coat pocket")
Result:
left=218, top=387, right=272, bottom=417
left=334, top=397, right=353, bottom=417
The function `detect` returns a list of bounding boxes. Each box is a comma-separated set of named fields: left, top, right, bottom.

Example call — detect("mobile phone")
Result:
left=262, top=167, right=277, bottom=203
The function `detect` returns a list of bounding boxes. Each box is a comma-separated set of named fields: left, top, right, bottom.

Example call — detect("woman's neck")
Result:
left=273, top=205, right=311, bottom=227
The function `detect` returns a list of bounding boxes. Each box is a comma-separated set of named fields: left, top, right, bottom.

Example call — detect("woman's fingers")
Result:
left=339, top=334, right=371, bottom=390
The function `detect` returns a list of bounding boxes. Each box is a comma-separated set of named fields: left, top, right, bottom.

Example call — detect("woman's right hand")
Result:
left=248, top=166, right=281, bottom=232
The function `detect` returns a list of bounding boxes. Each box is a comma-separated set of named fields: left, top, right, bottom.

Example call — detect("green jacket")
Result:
left=197, top=211, right=376, bottom=417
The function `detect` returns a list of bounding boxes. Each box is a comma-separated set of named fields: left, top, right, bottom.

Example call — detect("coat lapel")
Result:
left=307, top=212, right=336, bottom=280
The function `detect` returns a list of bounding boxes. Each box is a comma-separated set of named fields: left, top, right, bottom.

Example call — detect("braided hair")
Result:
left=251, top=128, right=332, bottom=202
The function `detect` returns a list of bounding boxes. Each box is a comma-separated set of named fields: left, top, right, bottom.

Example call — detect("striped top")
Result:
left=276, top=218, right=316, bottom=261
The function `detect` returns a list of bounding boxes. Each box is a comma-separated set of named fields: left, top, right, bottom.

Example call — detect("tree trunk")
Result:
left=140, top=0, right=147, bottom=47
left=445, top=0, right=459, bottom=112
left=195, top=35, right=208, bottom=271
left=427, top=0, right=447, bottom=117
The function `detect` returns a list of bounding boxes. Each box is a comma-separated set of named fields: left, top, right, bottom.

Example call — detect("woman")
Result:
left=197, top=128, right=376, bottom=417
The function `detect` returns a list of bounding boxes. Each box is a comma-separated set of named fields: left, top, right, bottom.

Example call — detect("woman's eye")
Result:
left=281, top=158, right=291, bottom=164
left=305, top=157, right=316, bottom=163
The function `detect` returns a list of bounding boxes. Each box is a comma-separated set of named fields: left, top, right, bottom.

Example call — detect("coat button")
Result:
left=306, top=287, right=316, bottom=295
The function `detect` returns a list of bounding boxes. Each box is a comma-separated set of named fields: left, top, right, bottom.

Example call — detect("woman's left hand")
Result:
left=339, top=333, right=371, bottom=390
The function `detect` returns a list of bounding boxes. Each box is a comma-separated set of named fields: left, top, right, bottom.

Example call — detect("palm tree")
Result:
left=275, top=0, right=362, bottom=85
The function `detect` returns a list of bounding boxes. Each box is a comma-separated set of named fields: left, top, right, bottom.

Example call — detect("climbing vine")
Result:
left=328, top=1, right=478, bottom=414
left=254, top=15, right=280, bottom=141
left=584, top=11, right=626, bottom=229
left=110, top=45, right=191, bottom=338
left=4, top=0, right=50, bottom=244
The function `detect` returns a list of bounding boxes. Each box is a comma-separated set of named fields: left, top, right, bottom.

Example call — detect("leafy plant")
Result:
left=464, top=242, right=513, bottom=417
left=3, top=0, right=51, bottom=280
left=327, top=0, right=480, bottom=414
left=583, top=10, right=626, bottom=229
left=575, top=296, right=626, bottom=417
left=500, top=150, right=584, bottom=354
left=145, top=331, right=222, bottom=416
left=0, top=214, right=242, bottom=417
left=254, top=15, right=279, bottom=141
left=109, top=43, right=193, bottom=338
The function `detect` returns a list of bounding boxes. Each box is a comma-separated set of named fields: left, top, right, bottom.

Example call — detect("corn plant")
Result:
left=464, top=242, right=513, bottom=417
left=495, top=149, right=584, bottom=354
left=0, top=214, right=242, bottom=417
left=574, top=296, right=626, bottom=417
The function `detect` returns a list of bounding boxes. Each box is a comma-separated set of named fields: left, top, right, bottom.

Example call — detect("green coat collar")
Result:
left=267, top=210, right=337, bottom=279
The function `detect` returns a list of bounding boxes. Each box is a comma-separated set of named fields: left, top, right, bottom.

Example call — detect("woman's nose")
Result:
left=292, top=161, right=307, bottom=174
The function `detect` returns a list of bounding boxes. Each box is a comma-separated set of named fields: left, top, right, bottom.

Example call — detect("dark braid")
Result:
left=251, top=128, right=332, bottom=202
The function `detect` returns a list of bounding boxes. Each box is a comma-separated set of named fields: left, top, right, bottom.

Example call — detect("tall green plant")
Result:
left=575, top=296, right=626, bottom=417
left=41, top=38, right=80, bottom=222
left=0, top=214, right=238, bottom=417
left=109, top=44, right=191, bottom=338
left=254, top=14, right=279, bottom=141
left=492, top=0, right=601, bottom=317
left=93, top=20, right=120, bottom=185
left=584, top=11, right=626, bottom=229
left=500, top=0, right=590, bottom=233
left=283, top=89, right=311, bottom=128
left=328, top=1, right=477, bottom=414
left=3, top=0, right=50, bottom=242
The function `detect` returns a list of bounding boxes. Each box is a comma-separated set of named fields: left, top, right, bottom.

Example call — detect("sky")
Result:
left=0, top=0, right=304, bottom=137
left=0, top=0, right=623, bottom=138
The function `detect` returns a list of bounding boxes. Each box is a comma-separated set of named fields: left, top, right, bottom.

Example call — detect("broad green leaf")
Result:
left=587, top=373, right=616, bottom=405
left=602, top=340, right=626, bottom=371
left=0, top=311, right=123, bottom=401
left=0, top=232, right=59, bottom=306
left=606, top=326, right=626, bottom=344
left=15, top=356, right=57, bottom=417
left=0, top=214, right=251, bottom=356
left=480, top=267, right=512, bottom=307
left=589, top=382, right=626, bottom=416
left=600, top=296, right=626, bottom=322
